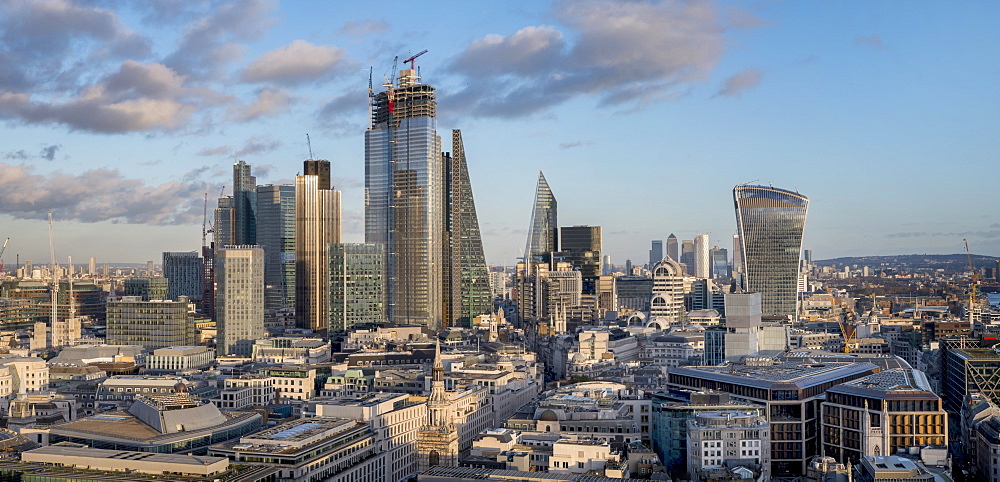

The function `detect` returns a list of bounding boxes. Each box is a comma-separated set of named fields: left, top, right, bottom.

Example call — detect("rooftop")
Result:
left=671, top=361, right=879, bottom=391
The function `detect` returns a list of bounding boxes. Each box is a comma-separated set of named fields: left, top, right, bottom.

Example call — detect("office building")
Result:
left=649, top=240, right=663, bottom=266
left=256, top=184, right=296, bottom=311
left=329, top=243, right=384, bottom=332
left=214, top=195, right=234, bottom=248
left=162, top=251, right=202, bottom=302
left=524, top=171, right=557, bottom=260
left=687, top=410, right=770, bottom=481
left=710, top=246, right=728, bottom=279
left=88, top=257, right=96, bottom=275
left=666, top=234, right=679, bottom=263
left=732, top=234, right=742, bottom=276
left=232, top=160, right=256, bottom=245
left=602, top=254, right=612, bottom=275
left=443, top=130, right=492, bottom=328
left=295, top=161, right=341, bottom=332
left=943, top=346, right=1000, bottom=413
left=366, top=64, right=443, bottom=328
left=668, top=361, right=879, bottom=476
left=146, top=346, right=216, bottom=372
left=304, top=158, right=331, bottom=190
left=733, top=184, right=810, bottom=319
left=855, top=456, right=935, bottom=482
left=694, top=234, right=710, bottom=279
left=821, top=369, right=946, bottom=463
left=649, top=258, right=685, bottom=327
left=216, top=246, right=264, bottom=357
left=680, top=240, right=695, bottom=273
left=558, top=225, right=602, bottom=294
left=123, top=277, right=168, bottom=301
left=106, top=297, right=194, bottom=349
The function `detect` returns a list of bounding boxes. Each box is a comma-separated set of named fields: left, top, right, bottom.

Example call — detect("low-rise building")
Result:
left=262, top=366, right=318, bottom=402
left=21, top=445, right=229, bottom=477
left=252, top=337, right=331, bottom=364
left=145, top=346, right=215, bottom=372
left=854, top=455, right=935, bottom=482
left=686, top=410, right=770, bottom=481
left=214, top=374, right=275, bottom=410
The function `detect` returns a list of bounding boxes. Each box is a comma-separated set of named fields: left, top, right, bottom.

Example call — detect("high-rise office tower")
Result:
left=295, top=161, right=341, bottom=333
left=710, top=246, right=729, bottom=279
left=602, top=254, right=612, bottom=275
left=233, top=160, right=257, bottom=245
left=558, top=225, right=602, bottom=294
left=88, top=257, right=96, bottom=276
left=680, top=240, right=695, bottom=272
left=329, top=243, right=384, bottom=332
left=257, top=184, right=296, bottom=311
left=162, top=252, right=203, bottom=301
left=214, top=196, right=235, bottom=248
left=216, top=246, right=264, bottom=357
left=649, top=258, right=685, bottom=326
left=649, top=240, right=663, bottom=266
left=666, top=234, right=679, bottom=262
left=145, top=260, right=154, bottom=276
left=304, top=160, right=331, bottom=190
left=442, top=130, right=491, bottom=328
left=694, top=234, right=710, bottom=278
left=366, top=63, right=443, bottom=328
left=525, top=171, right=557, bottom=261
left=732, top=233, right=742, bottom=275
left=733, top=184, right=810, bottom=319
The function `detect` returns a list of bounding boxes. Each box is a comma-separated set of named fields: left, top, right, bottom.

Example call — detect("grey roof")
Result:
left=670, top=361, right=879, bottom=391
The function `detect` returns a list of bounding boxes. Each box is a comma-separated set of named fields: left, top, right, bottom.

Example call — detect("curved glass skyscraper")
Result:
left=525, top=171, right=557, bottom=260
left=733, top=184, right=809, bottom=319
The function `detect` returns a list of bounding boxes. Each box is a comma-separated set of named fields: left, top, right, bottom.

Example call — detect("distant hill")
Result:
left=815, top=253, right=999, bottom=272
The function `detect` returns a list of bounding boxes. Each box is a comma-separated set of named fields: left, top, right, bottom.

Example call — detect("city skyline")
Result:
left=1, top=1, right=998, bottom=266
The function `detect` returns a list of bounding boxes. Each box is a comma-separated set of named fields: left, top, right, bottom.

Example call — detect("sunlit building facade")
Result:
left=733, top=184, right=809, bottom=319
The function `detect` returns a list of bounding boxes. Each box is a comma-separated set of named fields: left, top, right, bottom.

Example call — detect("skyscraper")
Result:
left=733, top=184, right=810, bottom=319
left=329, top=243, right=384, bottom=332
left=256, top=184, right=296, bottom=311
left=366, top=64, right=443, bottom=328
left=88, top=257, right=96, bottom=276
left=680, top=240, right=695, bottom=272
left=694, top=234, right=710, bottom=279
left=558, top=225, right=602, bottom=294
left=233, top=160, right=257, bottom=246
left=710, top=246, right=729, bottom=279
left=162, top=252, right=203, bottom=301
left=214, top=196, right=234, bottom=248
left=525, top=171, right=557, bottom=261
left=216, top=246, right=264, bottom=357
left=295, top=161, right=341, bottom=333
left=666, top=234, right=679, bottom=262
left=442, top=130, right=491, bottom=328
left=649, top=239, right=663, bottom=266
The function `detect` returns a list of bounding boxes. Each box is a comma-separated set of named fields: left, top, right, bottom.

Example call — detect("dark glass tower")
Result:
left=525, top=171, right=557, bottom=261
left=666, top=233, right=679, bottom=262
left=558, top=225, right=602, bottom=295
left=162, top=251, right=203, bottom=301
left=365, top=65, right=442, bottom=328
left=257, top=184, right=296, bottom=311
left=649, top=240, right=663, bottom=265
left=733, top=184, right=809, bottom=319
left=233, top=160, right=257, bottom=245
left=442, top=130, right=491, bottom=328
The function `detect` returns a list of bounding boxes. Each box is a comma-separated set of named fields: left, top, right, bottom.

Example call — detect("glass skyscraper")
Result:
left=162, top=251, right=202, bottom=301
left=365, top=66, right=443, bottom=328
left=443, top=130, right=491, bottom=328
left=525, top=171, right=557, bottom=260
left=256, top=184, right=296, bottom=311
left=329, top=243, right=384, bottom=332
left=733, top=184, right=810, bottom=319
left=295, top=166, right=341, bottom=332
left=233, top=160, right=257, bottom=246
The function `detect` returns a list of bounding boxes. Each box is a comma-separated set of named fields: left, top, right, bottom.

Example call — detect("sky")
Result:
left=0, top=0, right=998, bottom=267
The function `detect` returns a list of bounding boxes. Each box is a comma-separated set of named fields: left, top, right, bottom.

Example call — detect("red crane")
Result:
left=403, top=49, right=427, bottom=70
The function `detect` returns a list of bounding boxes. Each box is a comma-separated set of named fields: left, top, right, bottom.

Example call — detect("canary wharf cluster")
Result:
left=1, top=62, right=997, bottom=482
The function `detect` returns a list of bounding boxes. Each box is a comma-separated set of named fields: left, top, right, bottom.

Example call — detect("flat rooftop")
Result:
left=24, top=445, right=227, bottom=467
left=671, top=361, right=879, bottom=391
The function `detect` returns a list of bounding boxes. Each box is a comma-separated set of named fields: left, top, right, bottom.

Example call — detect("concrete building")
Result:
left=214, top=374, right=275, bottom=410
left=694, top=234, right=710, bottom=279
left=686, top=410, right=770, bottom=481
left=251, top=337, right=331, bottom=364
left=145, top=346, right=215, bottom=372
left=262, top=365, right=318, bottom=402
left=649, top=257, right=685, bottom=327
left=855, top=456, right=935, bottom=482
left=313, top=392, right=427, bottom=482
left=216, top=246, right=265, bottom=357
left=106, top=297, right=195, bottom=349
left=22, top=445, right=229, bottom=477
left=162, top=251, right=202, bottom=302
left=210, top=417, right=385, bottom=482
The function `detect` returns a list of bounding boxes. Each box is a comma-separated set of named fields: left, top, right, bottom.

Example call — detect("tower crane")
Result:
left=964, top=239, right=980, bottom=319
left=403, top=49, right=428, bottom=70
left=0, top=237, right=8, bottom=274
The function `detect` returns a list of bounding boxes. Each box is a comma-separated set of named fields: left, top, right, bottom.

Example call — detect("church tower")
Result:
left=417, top=339, right=459, bottom=470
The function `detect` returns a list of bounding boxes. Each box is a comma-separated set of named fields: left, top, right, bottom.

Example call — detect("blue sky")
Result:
left=0, top=0, right=997, bottom=266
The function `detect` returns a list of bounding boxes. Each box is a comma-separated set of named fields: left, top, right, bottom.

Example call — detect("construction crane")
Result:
left=827, top=286, right=857, bottom=353
left=0, top=237, right=8, bottom=274
left=964, top=238, right=980, bottom=319
left=403, top=49, right=428, bottom=70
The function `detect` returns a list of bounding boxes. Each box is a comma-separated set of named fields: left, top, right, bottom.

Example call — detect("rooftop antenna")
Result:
left=306, top=133, right=314, bottom=160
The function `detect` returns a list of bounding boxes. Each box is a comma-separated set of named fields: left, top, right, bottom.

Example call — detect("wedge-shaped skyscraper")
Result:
left=733, top=184, right=809, bottom=319
left=443, top=130, right=491, bottom=328
left=525, top=171, right=557, bottom=260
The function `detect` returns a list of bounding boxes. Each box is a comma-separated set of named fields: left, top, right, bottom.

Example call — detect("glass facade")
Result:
left=162, top=251, right=202, bottom=302
left=524, top=171, right=557, bottom=260
left=365, top=69, right=443, bottom=327
left=329, top=243, right=384, bottom=332
left=295, top=174, right=341, bottom=332
left=733, top=184, right=809, bottom=318
left=257, top=184, right=296, bottom=311
left=232, top=160, right=257, bottom=246
left=443, top=130, right=491, bottom=328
